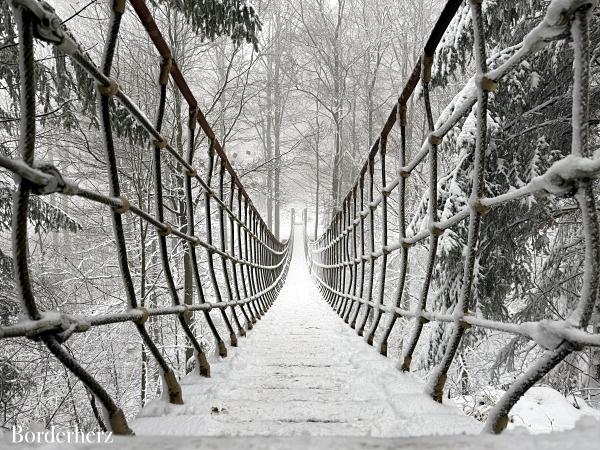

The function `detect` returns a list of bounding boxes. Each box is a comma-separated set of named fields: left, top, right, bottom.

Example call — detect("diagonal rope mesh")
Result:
left=1, top=0, right=292, bottom=434
left=305, top=0, right=599, bottom=435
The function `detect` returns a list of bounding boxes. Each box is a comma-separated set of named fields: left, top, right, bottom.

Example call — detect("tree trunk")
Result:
left=590, top=323, right=600, bottom=406
left=273, top=55, right=282, bottom=239
left=266, top=65, right=274, bottom=229
left=139, top=217, right=148, bottom=406
left=351, top=97, right=358, bottom=181
left=174, top=90, right=194, bottom=374
left=314, top=100, right=321, bottom=239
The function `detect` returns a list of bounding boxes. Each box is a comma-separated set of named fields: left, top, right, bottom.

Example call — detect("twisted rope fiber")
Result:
left=2, top=0, right=292, bottom=435
left=0, top=157, right=288, bottom=269
left=305, top=0, right=600, bottom=435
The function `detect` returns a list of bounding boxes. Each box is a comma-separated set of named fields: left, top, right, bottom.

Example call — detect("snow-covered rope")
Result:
left=305, top=0, right=600, bottom=436
left=2, top=0, right=293, bottom=435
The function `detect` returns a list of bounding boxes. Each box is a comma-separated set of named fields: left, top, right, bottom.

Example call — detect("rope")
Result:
left=2, top=0, right=292, bottom=435
left=305, top=0, right=600, bottom=436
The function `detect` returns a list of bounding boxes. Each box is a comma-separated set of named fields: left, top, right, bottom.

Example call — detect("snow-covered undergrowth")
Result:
left=454, top=386, right=600, bottom=433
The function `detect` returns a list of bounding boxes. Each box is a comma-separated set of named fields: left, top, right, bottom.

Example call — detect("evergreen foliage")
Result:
left=151, top=0, right=262, bottom=50
left=419, top=1, right=600, bottom=397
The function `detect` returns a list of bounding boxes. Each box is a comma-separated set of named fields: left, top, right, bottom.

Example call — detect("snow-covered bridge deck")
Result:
left=132, top=229, right=478, bottom=438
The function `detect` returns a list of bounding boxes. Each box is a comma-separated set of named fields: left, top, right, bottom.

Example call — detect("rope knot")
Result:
left=97, top=79, right=119, bottom=97
left=159, top=58, right=172, bottom=86
left=546, top=0, right=598, bottom=26
left=153, top=137, right=169, bottom=149
left=521, top=320, right=579, bottom=351
left=24, top=312, right=90, bottom=343
left=159, top=223, right=172, bottom=237
left=133, top=307, right=149, bottom=325
left=181, top=304, right=192, bottom=323
left=31, top=163, right=69, bottom=195
left=429, top=134, right=443, bottom=146
left=112, top=196, right=130, bottom=214
left=189, top=109, right=198, bottom=130
left=530, top=155, right=599, bottom=198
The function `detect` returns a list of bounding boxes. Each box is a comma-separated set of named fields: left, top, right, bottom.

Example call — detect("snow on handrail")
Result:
left=305, top=0, right=599, bottom=437
left=2, top=0, right=293, bottom=436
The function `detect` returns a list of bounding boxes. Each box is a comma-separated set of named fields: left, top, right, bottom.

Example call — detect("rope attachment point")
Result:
left=197, top=351, right=211, bottom=377
left=422, top=54, right=434, bottom=83
left=480, top=76, right=498, bottom=92
left=153, top=137, right=168, bottom=149
left=133, top=307, right=149, bottom=325
left=112, top=196, right=129, bottom=214
left=109, top=408, right=132, bottom=435
left=159, top=58, right=172, bottom=86
left=159, top=223, right=172, bottom=237
left=97, top=79, right=119, bottom=97
left=163, top=370, right=183, bottom=405
left=189, top=108, right=198, bottom=130
left=113, top=0, right=126, bottom=14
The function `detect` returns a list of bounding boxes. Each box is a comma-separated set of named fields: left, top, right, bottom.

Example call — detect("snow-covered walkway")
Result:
left=132, top=226, right=478, bottom=437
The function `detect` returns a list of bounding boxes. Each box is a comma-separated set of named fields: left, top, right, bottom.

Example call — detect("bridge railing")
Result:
left=305, top=0, right=599, bottom=434
left=1, top=0, right=292, bottom=434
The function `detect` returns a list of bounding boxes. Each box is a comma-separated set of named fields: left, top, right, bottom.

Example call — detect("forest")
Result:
left=1, top=0, right=600, bottom=438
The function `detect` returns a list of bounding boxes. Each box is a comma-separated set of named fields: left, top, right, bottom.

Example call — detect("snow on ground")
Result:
left=509, top=387, right=600, bottom=433
left=457, top=386, right=600, bottom=434
left=5, top=227, right=599, bottom=448
left=3, top=406, right=600, bottom=449
left=132, top=226, right=479, bottom=437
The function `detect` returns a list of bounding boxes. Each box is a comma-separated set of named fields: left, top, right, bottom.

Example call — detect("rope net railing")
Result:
left=305, top=0, right=599, bottom=435
left=1, top=0, right=293, bottom=435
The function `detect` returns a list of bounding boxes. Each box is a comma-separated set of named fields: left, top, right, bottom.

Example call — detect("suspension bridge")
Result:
left=1, top=0, right=599, bottom=446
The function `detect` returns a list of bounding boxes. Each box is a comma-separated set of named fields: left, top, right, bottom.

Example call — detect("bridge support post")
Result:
left=197, top=351, right=211, bottom=378
left=163, top=370, right=184, bottom=405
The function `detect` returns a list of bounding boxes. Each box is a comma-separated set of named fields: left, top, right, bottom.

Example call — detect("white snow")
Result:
left=528, top=154, right=600, bottom=195
left=510, top=387, right=600, bottom=433
left=4, top=228, right=599, bottom=449
left=0, top=311, right=91, bottom=339
left=132, top=226, right=479, bottom=438
left=3, top=405, right=600, bottom=449
left=545, top=0, right=597, bottom=25
left=456, top=386, right=600, bottom=434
